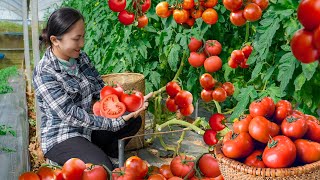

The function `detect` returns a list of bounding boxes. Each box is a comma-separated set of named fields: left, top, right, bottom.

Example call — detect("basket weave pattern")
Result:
left=214, top=141, right=320, bottom=180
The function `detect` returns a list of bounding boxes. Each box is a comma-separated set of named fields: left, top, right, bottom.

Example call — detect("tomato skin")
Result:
left=249, top=116, right=280, bottom=143
left=168, top=177, right=183, bottom=180
left=223, top=0, right=243, bottom=12
left=261, top=96, right=275, bottom=118
left=297, top=0, right=320, bottom=31
left=233, top=114, right=253, bottom=133
left=93, top=101, right=101, bottom=116
left=204, top=40, right=222, bottom=56
left=209, top=113, right=226, bottom=131
left=156, top=2, right=171, bottom=18
left=100, top=84, right=124, bottom=100
left=202, top=8, right=218, bottom=25
left=200, top=73, right=216, bottom=90
left=137, top=15, right=149, bottom=28
left=313, top=26, right=320, bottom=50
left=221, top=82, right=235, bottom=96
left=262, top=135, right=296, bottom=168
left=118, top=10, right=135, bottom=25
left=112, top=167, right=136, bottom=180
left=37, top=166, right=57, bottom=180
left=159, top=164, right=174, bottom=179
left=241, top=45, right=253, bottom=58
left=188, top=52, right=206, bottom=67
left=201, top=89, right=213, bottom=102
left=19, top=172, right=40, bottom=180
left=174, top=90, right=193, bottom=108
left=212, top=87, right=227, bottom=102
left=179, top=104, right=194, bottom=116
left=148, top=174, right=166, bottom=180
left=231, top=50, right=245, bottom=64
left=203, top=129, right=218, bottom=146
left=166, top=97, right=178, bottom=112
left=273, top=100, right=293, bottom=124
left=191, top=7, right=203, bottom=19
left=204, top=56, right=222, bottom=73
left=101, top=94, right=126, bottom=118
left=182, top=0, right=195, bottom=10
left=228, top=57, right=238, bottom=68
left=166, top=81, right=181, bottom=98
left=294, top=139, right=320, bottom=164
left=230, top=10, right=246, bottom=26
left=188, top=37, right=203, bottom=52
left=281, top=115, right=308, bottom=139
left=249, top=100, right=268, bottom=118
left=61, top=158, right=86, bottom=180
left=222, top=132, right=254, bottom=159
left=108, top=0, right=126, bottom=12
left=244, top=150, right=266, bottom=168
left=125, top=156, right=148, bottom=179
left=291, top=28, right=319, bottom=63
left=198, top=154, right=221, bottom=178
left=253, top=0, right=269, bottom=10
left=304, top=116, right=320, bottom=143
left=121, top=91, right=143, bottom=112
left=170, top=155, right=195, bottom=178
left=243, top=3, right=262, bottom=22
left=82, top=165, right=108, bottom=180
left=173, top=9, right=189, bottom=24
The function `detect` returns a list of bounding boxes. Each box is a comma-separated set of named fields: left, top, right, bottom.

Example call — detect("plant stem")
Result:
left=159, top=135, right=177, bottom=155
left=176, top=130, right=186, bottom=154
left=213, top=100, right=222, bottom=114
left=157, top=118, right=205, bottom=135
left=245, top=22, right=250, bottom=43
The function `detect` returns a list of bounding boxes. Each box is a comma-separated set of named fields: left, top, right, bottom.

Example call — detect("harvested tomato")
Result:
left=166, top=81, right=181, bottom=98
left=166, top=97, right=178, bottom=112
left=159, top=164, right=174, bottom=179
left=230, top=10, right=246, bottom=26
left=198, top=154, right=221, bottom=178
left=118, top=10, right=135, bottom=25
left=174, top=90, right=193, bottom=108
left=37, top=166, right=56, bottom=180
left=82, top=165, right=108, bottom=180
left=112, top=167, right=135, bottom=180
left=262, top=135, right=296, bottom=168
left=222, top=132, right=254, bottom=159
left=156, top=2, right=171, bottom=18
left=170, top=155, right=195, bottom=178
left=204, top=40, right=222, bottom=56
left=281, top=115, right=308, bottom=139
left=223, top=0, right=242, bottom=11
left=294, top=139, right=320, bottom=164
left=188, top=52, right=206, bottom=67
left=260, top=96, right=275, bottom=118
left=204, top=56, right=222, bottom=73
left=243, top=3, right=262, bottom=22
left=101, top=94, right=126, bottom=118
left=212, top=87, right=227, bottom=102
left=108, top=0, right=126, bottom=12
left=200, top=73, right=216, bottom=90
left=188, top=37, right=203, bottom=52
left=93, top=101, right=101, bottom=116
left=19, top=172, right=40, bottom=180
left=61, top=158, right=86, bottom=180
left=249, top=99, right=268, bottom=118
left=273, top=100, right=293, bottom=124
left=125, top=156, right=148, bottom=179
left=304, top=116, right=320, bottom=143
left=100, top=83, right=124, bottom=100
left=180, top=104, right=194, bottom=116
left=168, top=177, right=183, bottom=180
left=120, top=91, right=143, bottom=112
left=201, top=89, right=213, bottom=102
left=173, top=9, right=189, bottom=24
left=148, top=174, right=166, bottom=180
left=297, top=0, right=320, bottom=31
left=202, top=8, right=218, bottom=25
left=54, top=169, right=64, bottom=180
left=137, top=15, right=149, bottom=28
left=222, top=82, right=234, bottom=96
left=209, top=113, right=226, bottom=131
left=203, top=0, right=218, bottom=8
left=249, top=116, right=280, bottom=143
left=148, top=166, right=160, bottom=176
left=233, top=114, right=253, bottom=133
left=203, top=129, right=218, bottom=146
left=244, top=150, right=266, bottom=168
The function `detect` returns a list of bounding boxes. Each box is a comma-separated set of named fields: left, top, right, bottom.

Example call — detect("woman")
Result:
left=33, top=7, right=152, bottom=170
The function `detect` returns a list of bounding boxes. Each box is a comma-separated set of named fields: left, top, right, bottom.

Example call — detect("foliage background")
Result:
left=60, top=0, right=319, bottom=119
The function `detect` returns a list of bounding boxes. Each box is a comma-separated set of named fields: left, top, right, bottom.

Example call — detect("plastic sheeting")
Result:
left=0, top=72, right=29, bottom=179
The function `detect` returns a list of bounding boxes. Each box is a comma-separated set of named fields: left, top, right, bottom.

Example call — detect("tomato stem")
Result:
left=245, top=22, right=250, bottom=43
left=157, top=118, right=205, bottom=135
left=102, top=164, right=113, bottom=179
left=213, top=100, right=222, bottom=114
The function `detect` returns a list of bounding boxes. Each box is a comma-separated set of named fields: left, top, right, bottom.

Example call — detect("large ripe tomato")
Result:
left=253, top=0, right=269, bottom=10
left=304, top=116, right=320, bottom=143
left=180, top=104, right=194, bottom=116
left=61, top=158, right=86, bottom=180
left=125, top=156, right=148, bottom=179
left=249, top=99, right=268, bottom=118
left=82, top=165, right=108, bottom=180
left=182, top=0, right=195, bottom=10
left=120, top=91, right=143, bottom=112
left=203, top=129, right=218, bottom=146
left=209, top=113, right=226, bottom=131
left=19, top=172, right=40, bottom=180
left=244, top=150, right=266, bottom=168
left=212, top=87, right=227, bottom=102
left=170, top=155, right=195, bottom=178
left=148, top=174, right=166, bottom=180
left=188, top=37, right=203, bottom=52
left=173, top=9, right=189, bottom=24
left=261, top=96, right=275, bottom=118
left=191, top=7, right=203, bottom=19
left=281, top=115, right=308, bottom=139
left=201, top=89, right=213, bottom=102
left=291, top=28, right=319, bottom=63
left=159, top=164, right=174, bottom=179
left=93, top=101, right=101, bottom=116
left=297, top=0, right=320, bottom=31
left=204, top=40, right=222, bottom=56
left=108, top=0, right=126, bottom=12
left=166, top=97, right=178, bottom=112
left=112, top=167, right=135, bottom=180
left=248, top=116, right=280, bottom=143
left=223, top=0, right=242, bottom=11
left=188, top=52, right=206, bottom=67
left=230, top=10, right=246, bottom=26
left=222, top=82, right=235, bottom=96
left=313, top=26, right=320, bottom=50
left=118, top=10, right=135, bottom=25
left=185, top=17, right=195, bottom=27
left=137, top=15, right=149, bottom=28
left=202, top=8, right=218, bottom=25
left=241, top=45, right=253, bottom=58
left=101, top=94, right=126, bottom=118
left=204, top=56, right=222, bottom=73
left=100, top=84, right=124, bottom=100
left=198, top=154, right=221, bottom=178
left=200, top=73, right=216, bottom=90
left=233, top=114, right=253, bottom=133
left=243, top=3, right=262, bottom=22
left=54, top=169, right=64, bottom=180
left=231, top=50, right=245, bottom=64
left=174, top=90, right=193, bottom=108
left=239, top=58, right=249, bottom=68
left=294, top=139, right=320, bottom=164
left=222, top=132, right=254, bottom=159
left=262, top=135, right=296, bottom=168
left=133, top=0, right=151, bottom=12
left=37, top=166, right=56, bottom=180
left=166, top=81, right=181, bottom=98
left=273, top=100, right=293, bottom=124
left=228, top=57, right=238, bottom=68
left=168, top=177, right=183, bottom=180
left=156, top=2, right=171, bottom=18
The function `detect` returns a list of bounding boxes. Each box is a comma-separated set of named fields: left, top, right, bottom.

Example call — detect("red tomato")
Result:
left=222, top=82, right=235, bottom=96
left=297, top=0, right=320, bottom=31
left=233, top=114, right=253, bottom=133
left=137, top=15, right=149, bottom=28
left=252, top=0, right=269, bottom=10
left=156, top=2, right=172, bottom=18
left=202, top=8, right=218, bottom=25
left=166, top=81, right=181, bottom=98
left=54, top=169, right=64, bottom=180
left=231, top=50, right=245, bottom=64
left=37, top=166, right=56, bottom=180
left=188, top=52, right=206, bottom=67
left=148, top=174, right=166, bottom=180
left=294, top=139, right=320, bottom=164
left=273, top=100, right=293, bottom=124
left=281, top=115, right=308, bottom=139
left=248, top=116, right=280, bottom=143
left=170, top=155, right=195, bottom=178
left=125, top=156, right=148, bottom=179
left=120, top=91, right=143, bottom=112
left=222, top=132, right=254, bottom=159
left=241, top=45, right=253, bottom=58
left=61, top=158, right=86, bottom=180
left=118, top=10, right=135, bottom=25
left=260, top=96, right=275, bottom=118
left=180, top=104, right=194, bottom=116
left=200, top=73, right=216, bottom=90
left=291, top=28, right=319, bottom=63
left=249, top=99, right=268, bottom=118
left=228, top=57, right=238, bottom=68
left=198, top=154, right=221, bottom=178
left=239, top=58, right=249, bottom=68
left=173, top=9, right=189, bottom=24
left=230, top=10, right=246, bottom=26
left=204, top=56, right=222, bottom=73
left=148, top=166, right=160, bottom=176
left=201, top=89, right=213, bottom=102
left=112, top=167, right=136, bottom=180
left=188, top=37, right=203, bottom=52
left=101, top=94, right=126, bottom=118
left=93, top=101, right=101, bottom=116
left=191, top=6, right=203, bottom=19
left=168, top=177, right=183, bottom=180
left=204, top=40, right=222, bottom=56
left=244, top=150, right=266, bottom=168
left=133, top=0, right=151, bottom=13
left=166, top=97, right=178, bottom=112
left=82, top=165, right=108, bottom=180
left=159, top=164, right=174, bottom=179
left=304, top=116, right=320, bottom=143
left=19, top=172, right=40, bottom=180
left=186, top=17, right=196, bottom=27
left=108, top=0, right=126, bottom=12
left=243, top=3, right=262, bottom=22
left=203, top=0, right=218, bottom=8
left=212, top=87, right=227, bottom=102
left=209, top=113, right=226, bottom=131
left=313, top=26, right=320, bottom=50
left=182, top=0, right=195, bottom=10
left=203, top=129, right=218, bottom=146
left=262, top=135, right=296, bottom=168
left=100, top=83, right=124, bottom=99
left=174, top=90, right=193, bottom=108
left=223, top=0, right=243, bottom=11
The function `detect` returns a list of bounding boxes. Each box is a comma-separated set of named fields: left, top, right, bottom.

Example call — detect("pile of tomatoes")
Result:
left=156, top=0, right=219, bottom=27
left=203, top=113, right=227, bottom=146
left=227, top=44, right=253, bottom=69
left=93, top=83, right=144, bottom=118
left=108, top=0, right=151, bottom=27
left=223, top=0, right=269, bottom=26
left=200, top=73, right=235, bottom=103
left=221, top=96, right=320, bottom=168
left=165, top=81, right=194, bottom=116
left=188, top=37, right=223, bottom=73
left=290, top=0, right=320, bottom=64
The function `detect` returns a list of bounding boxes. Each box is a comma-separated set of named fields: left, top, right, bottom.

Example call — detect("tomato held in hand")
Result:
left=62, top=158, right=86, bottom=180
left=204, top=40, right=222, bottom=56
left=294, top=139, right=320, bottom=164
left=209, top=113, right=226, bottom=131
left=108, top=0, right=126, bottom=12
left=166, top=97, right=178, bottom=112
left=125, top=156, right=148, bottom=179
left=244, top=150, right=266, bottom=168
left=159, top=164, right=174, bottom=179
left=297, top=0, right=320, bottom=31
left=222, top=132, right=254, bottom=159
left=174, top=90, right=193, bottom=108
left=203, top=129, right=218, bottom=146
left=188, top=37, right=203, bottom=52
left=166, top=81, right=181, bottom=98
left=262, top=135, right=296, bottom=168
left=82, top=165, right=108, bottom=180
left=121, top=91, right=143, bottom=112
left=198, top=154, right=221, bottom=178
left=93, top=101, right=101, bottom=116
left=281, top=115, right=308, bottom=139
left=212, top=87, right=227, bottom=102
left=248, top=116, right=280, bottom=143
left=200, top=73, right=216, bottom=90
left=188, top=52, right=206, bottom=67
left=101, top=94, right=126, bottom=118
left=233, top=114, right=253, bottom=133
left=118, top=10, right=135, bottom=25
left=100, top=83, right=124, bottom=100
left=170, top=155, right=195, bottom=178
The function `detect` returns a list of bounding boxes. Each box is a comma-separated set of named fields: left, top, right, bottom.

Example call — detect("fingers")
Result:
left=133, top=102, right=149, bottom=118
left=144, top=92, right=153, bottom=101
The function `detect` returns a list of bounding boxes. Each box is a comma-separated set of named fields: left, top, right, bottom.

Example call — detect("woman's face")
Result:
left=51, top=19, right=85, bottom=60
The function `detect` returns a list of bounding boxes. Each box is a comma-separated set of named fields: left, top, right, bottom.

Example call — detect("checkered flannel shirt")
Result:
left=33, top=48, right=126, bottom=154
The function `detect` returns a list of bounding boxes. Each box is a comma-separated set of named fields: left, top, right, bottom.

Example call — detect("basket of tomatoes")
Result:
left=213, top=97, right=320, bottom=179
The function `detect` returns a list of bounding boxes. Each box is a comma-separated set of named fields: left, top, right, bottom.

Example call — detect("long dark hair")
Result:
left=39, top=7, right=84, bottom=47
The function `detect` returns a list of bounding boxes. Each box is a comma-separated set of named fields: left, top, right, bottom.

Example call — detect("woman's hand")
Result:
left=123, top=92, right=153, bottom=121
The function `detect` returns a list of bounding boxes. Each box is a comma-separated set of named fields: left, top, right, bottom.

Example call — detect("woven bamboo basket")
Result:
left=214, top=141, right=320, bottom=180
left=101, top=73, right=145, bottom=151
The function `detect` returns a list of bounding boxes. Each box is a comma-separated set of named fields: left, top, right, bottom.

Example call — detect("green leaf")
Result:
left=294, top=73, right=306, bottom=91
left=251, top=62, right=264, bottom=80
left=263, top=67, right=275, bottom=82
left=168, top=44, right=181, bottom=71
left=277, top=52, right=297, bottom=93
left=145, top=81, right=154, bottom=94
left=149, top=71, right=161, bottom=89
left=265, top=84, right=286, bottom=101
left=301, top=61, right=319, bottom=81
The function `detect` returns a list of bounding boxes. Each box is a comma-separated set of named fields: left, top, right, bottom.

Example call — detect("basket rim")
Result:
left=101, top=72, right=144, bottom=77
left=214, top=140, right=320, bottom=177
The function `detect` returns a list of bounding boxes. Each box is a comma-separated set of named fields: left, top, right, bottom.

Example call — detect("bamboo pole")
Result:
left=23, top=0, right=32, bottom=94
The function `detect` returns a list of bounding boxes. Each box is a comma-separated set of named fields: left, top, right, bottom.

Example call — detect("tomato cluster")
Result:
left=108, top=0, right=151, bottom=27
left=19, top=158, right=108, bottom=180
left=203, top=113, right=227, bottom=146
left=156, top=0, right=219, bottom=27
left=227, top=44, right=253, bottom=69
left=165, top=81, right=194, bottom=116
left=93, top=83, right=144, bottom=118
left=188, top=37, right=223, bottom=73
left=223, top=97, right=320, bottom=168
left=290, top=0, right=320, bottom=64
left=223, top=0, right=269, bottom=26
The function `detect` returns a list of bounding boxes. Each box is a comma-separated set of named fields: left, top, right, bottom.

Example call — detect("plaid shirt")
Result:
left=33, top=48, right=126, bottom=154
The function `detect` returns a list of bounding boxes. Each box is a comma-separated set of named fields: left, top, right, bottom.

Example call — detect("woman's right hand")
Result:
left=122, top=92, right=153, bottom=121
